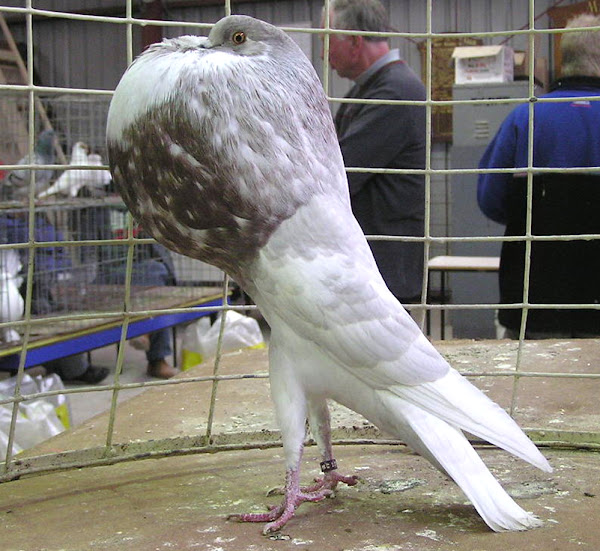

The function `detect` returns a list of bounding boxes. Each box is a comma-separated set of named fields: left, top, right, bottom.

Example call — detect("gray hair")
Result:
left=327, top=0, right=390, bottom=42
left=561, top=13, right=600, bottom=77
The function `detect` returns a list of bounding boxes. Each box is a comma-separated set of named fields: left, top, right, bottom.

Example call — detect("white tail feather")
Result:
left=379, top=394, right=544, bottom=531
left=391, top=368, right=552, bottom=473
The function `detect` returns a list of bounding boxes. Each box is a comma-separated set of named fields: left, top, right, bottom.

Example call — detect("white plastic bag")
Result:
left=0, top=248, right=24, bottom=343
left=4, top=400, right=63, bottom=451
left=0, top=373, right=70, bottom=457
left=0, top=407, right=23, bottom=457
left=180, top=311, right=265, bottom=370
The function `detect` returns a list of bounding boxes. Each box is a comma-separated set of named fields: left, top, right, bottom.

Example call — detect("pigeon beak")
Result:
left=199, top=37, right=213, bottom=49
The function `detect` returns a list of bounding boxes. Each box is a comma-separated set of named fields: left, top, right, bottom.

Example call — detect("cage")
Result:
left=0, top=90, right=226, bottom=354
left=0, top=1, right=599, bottom=549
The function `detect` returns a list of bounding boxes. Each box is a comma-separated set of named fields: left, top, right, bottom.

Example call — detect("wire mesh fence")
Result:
left=0, top=0, right=599, bottom=484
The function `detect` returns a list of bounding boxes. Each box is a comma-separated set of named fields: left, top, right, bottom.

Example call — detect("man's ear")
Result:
left=349, top=34, right=363, bottom=55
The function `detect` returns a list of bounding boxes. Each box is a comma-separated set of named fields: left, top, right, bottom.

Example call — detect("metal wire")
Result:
left=0, top=0, right=598, bottom=483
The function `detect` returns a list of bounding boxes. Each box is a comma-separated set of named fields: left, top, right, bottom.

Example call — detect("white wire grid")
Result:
left=0, top=0, right=599, bottom=483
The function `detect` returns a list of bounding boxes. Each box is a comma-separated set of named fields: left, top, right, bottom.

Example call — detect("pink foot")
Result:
left=301, top=469, right=359, bottom=493
left=227, top=468, right=341, bottom=534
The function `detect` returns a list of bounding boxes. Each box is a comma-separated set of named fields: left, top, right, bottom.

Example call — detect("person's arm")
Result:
left=477, top=116, right=519, bottom=225
left=339, top=95, right=424, bottom=197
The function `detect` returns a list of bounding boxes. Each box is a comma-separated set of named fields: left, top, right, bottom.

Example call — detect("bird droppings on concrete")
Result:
left=377, top=478, right=426, bottom=494
left=415, top=529, right=443, bottom=541
left=268, top=532, right=291, bottom=541
left=290, top=537, right=314, bottom=545
left=505, top=480, right=559, bottom=499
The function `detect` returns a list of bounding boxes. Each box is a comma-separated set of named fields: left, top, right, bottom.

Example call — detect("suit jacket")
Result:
left=335, top=56, right=426, bottom=300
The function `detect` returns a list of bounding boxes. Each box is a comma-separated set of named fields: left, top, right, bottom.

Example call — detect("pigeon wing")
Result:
left=249, top=196, right=449, bottom=388
left=249, top=197, right=551, bottom=473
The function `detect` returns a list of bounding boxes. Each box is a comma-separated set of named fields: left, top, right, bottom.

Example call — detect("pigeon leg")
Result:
left=304, top=397, right=359, bottom=493
left=265, top=398, right=359, bottom=497
left=228, top=352, right=338, bottom=533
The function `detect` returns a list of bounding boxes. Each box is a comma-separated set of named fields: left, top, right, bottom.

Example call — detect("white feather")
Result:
left=37, top=142, right=90, bottom=198
left=85, top=154, right=112, bottom=189
left=106, top=35, right=220, bottom=143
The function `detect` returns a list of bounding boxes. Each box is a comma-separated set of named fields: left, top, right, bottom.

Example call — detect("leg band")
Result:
left=320, top=459, right=337, bottom=473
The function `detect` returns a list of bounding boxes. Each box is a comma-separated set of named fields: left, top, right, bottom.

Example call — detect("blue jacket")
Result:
left=477, top=76, right=600, bottom=334
left=0, top=213, right=71, bottom=274
left=477, top=76, right=600, bottom=224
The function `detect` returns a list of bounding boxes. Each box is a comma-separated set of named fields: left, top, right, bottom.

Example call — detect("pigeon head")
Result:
left=203, top=14, right=294, bottom=58
left=35, top=130, right=56, bottom=158
left=73, top=141, right=90, bottom=154
left=107, top=15, right=346, bottom=279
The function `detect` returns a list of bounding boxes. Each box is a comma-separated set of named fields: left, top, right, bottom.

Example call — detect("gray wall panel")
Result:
left=3, top=0, right=564, bottom=90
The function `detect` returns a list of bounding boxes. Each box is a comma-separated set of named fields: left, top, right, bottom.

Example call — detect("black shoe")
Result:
left=70, top=366, right=110, bottom=384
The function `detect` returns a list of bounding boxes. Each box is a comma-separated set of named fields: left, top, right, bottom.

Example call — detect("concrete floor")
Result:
left=2, top=445, right=598, bottom=551
left=1, top=339, right=599, bottom=550
left=68, top=338, right=169, bottom=426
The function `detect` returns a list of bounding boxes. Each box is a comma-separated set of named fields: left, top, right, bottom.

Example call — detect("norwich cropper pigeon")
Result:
left=106, top=15, right=551, bottom=534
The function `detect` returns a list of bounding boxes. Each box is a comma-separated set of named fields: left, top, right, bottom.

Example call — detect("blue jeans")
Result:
left=147, top=328, right=172, bottom=362
left=97, top=259, right=173, bottom=361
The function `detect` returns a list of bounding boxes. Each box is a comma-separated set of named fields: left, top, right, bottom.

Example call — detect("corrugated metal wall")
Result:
left=3, top=1, right=565, bottom=90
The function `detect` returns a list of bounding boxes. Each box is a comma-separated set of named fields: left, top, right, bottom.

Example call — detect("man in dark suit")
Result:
left=323, top=0, right=427, bottom=305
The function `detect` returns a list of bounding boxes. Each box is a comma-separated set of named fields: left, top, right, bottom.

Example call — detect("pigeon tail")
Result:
left=378, top=394, right=544, bottom=531
left=390, top=368, right=552, bottom=473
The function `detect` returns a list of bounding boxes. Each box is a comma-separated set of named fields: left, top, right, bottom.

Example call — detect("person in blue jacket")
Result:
left=477, top=13, right=600, bottom=338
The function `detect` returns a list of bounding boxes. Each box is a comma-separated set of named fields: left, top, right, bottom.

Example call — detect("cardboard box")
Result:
left=452, top=45, right=514, bottom=84
left=514, top=49, right=548, bottom=91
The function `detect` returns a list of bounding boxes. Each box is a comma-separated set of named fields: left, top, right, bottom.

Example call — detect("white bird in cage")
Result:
left=37, top=141, right=90, bottom=199
left=107, top=15, right=552, bottom=535
left=3, top=129, right=56, bottom=201
left=0, top=248, right=24, bottom=343
left=84, top=153, right=112, bottom=190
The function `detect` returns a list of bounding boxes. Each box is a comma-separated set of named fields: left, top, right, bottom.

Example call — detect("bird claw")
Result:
left=227, top=508, right=282, bottom=524
left=266, top=470, right=359, bottom=496
left=227, top=487, right=334, bottom=533
left=301, top=470, right=360, bottom=493
left=228, top=469, right=358, bottom=534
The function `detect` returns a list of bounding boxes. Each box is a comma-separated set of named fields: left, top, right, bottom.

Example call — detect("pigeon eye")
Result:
left=232, top=31, right=246, bottom=45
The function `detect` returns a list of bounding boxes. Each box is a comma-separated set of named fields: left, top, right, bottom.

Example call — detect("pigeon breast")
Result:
left=107, top=25, right=346, bottom=279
